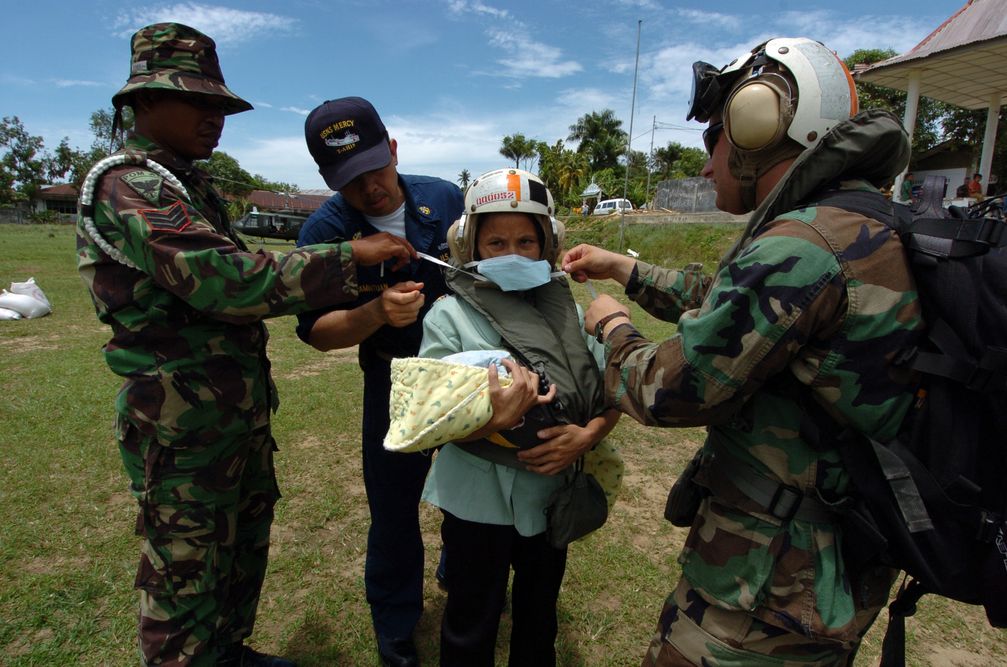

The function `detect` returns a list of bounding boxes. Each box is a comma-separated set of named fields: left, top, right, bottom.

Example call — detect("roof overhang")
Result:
left=856, top=38, right=1007, bottom=109
left=854, top=0, right=1007, bottom=109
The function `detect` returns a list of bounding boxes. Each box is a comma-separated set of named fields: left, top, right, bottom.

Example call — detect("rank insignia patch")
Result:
left=418, top=205, right=431, bottom=216
left=120, top=170, right=163, bottom=204
left=139, top=201, right=192, bottom=233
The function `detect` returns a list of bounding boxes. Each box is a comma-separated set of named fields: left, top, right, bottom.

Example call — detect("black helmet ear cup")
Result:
left=723, top=74, right=794, bottom=152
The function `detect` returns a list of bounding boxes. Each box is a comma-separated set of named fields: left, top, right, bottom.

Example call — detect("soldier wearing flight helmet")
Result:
left=562, top=37, right=923, bottom=665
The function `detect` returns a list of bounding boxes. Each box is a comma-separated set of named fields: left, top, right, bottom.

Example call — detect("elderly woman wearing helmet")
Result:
left=418, top=168, right=620, bottom=666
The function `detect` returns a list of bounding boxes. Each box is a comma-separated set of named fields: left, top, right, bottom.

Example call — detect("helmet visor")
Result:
left=687, top=61, right=727, bottom=123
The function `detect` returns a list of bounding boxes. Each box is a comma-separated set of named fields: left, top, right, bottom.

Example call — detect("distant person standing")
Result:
left=957, top=177, right=971, bottom=198
left=298, top=97, right=464, bottom=667
left=900, top=171, right=914, bottom=204
left=76, top=24, right=414, bottom=667
left=969, top=173, right=984, bottom=200
left=581, top=202, right=590, bottom=217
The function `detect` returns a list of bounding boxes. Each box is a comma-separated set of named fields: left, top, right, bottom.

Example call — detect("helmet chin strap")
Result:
left=728, top=140, right=803, bottom=211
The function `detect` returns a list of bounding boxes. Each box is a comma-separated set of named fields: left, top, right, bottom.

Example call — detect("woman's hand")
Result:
left=517, top=423, right=595, bottom=476
left=485, top=359, right=556, bottom=432
left=518, top=409, right=620, bottom=476
left=455, top=359, right=556, bottom=442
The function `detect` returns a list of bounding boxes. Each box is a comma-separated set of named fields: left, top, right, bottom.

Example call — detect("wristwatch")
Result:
left=594, top=311, right=627, bottom=342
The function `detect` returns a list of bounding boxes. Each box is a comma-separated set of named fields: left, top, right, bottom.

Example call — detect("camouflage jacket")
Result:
left=603, top=111, right=924, bottom=642
left=77, top=134, right=359, bottom=447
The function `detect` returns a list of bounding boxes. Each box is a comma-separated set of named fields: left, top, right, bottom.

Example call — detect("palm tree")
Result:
left=457, top=168, right=471, bottom=190
left=499, top=133, right=537, bottom=170
left=567, top=109, right=627, bottom=172
left=554, top=151, right=590, bottom=203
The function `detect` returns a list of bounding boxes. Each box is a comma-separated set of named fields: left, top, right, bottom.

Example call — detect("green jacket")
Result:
left=77, top=134, right=359, bottom=447
left=604, top=111, right=924, bottom=642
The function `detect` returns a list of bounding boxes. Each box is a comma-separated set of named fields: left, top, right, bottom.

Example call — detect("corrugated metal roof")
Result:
left=855, top=0, right=1007, bottom=109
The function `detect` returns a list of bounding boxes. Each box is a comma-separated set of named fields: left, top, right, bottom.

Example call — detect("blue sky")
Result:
left=3, top=0, right=966, bottom=191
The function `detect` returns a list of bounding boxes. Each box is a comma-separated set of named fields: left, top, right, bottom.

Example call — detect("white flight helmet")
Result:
left=719, top=37, right=858, bottom=153
left=690, top=37, right=858, bottom=209
left=448, top=168, right=564, bottom=266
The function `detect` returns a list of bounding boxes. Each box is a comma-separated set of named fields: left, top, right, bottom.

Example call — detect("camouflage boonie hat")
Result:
left=112, top=22, right=252, bottom=115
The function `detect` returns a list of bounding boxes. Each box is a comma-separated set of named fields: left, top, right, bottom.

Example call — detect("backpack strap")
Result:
left=810, top=188, right=1007, bottom=258
left=880, top=578, right=928, bottom=667
left=807, top=189, right=1007, bottom=391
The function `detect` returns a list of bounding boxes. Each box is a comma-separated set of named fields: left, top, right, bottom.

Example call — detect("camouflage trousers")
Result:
left=119, top=420, right=280, bottom=666
left=641, top=571, right=894, bottom=667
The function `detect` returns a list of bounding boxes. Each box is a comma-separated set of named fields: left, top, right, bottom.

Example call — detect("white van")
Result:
left=592, top=198, right=634, bottom=215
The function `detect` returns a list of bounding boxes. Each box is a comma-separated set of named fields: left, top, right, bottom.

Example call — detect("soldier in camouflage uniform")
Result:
left=76, top=23, right=415, bottom=667
left=562, top=38, right=924, bottom=666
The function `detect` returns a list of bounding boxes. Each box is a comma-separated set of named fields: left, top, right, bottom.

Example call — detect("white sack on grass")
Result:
left=10, top=277, right=50, bottom=309
left=0, top=307, right=22, bottom=320
left=0, top=276, right=52, bottom=319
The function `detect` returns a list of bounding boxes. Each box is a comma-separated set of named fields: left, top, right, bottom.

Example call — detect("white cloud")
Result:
left=225, top=135, right=320, bottom=189
left=252, top=101, right=273, bottom=109
left=446, top=0, right=511, bottom=20
left=447, top=0, right=580, bottom=79
left=281, top=106, right=311, bottom=116
left=1, top=74, right=36, bottom=86
left=52, top=79, right=103, bottom=88
left=616, top=0, right=662, bottom=9
left=783, top=11, right=931, bottom=57
left=113, top=3, right=296, bottom=46
left=226, top=100, right=601, bottom=190
left=673, top=8, right=743, bottom=32
left=487, top=29, right=582, bottom=78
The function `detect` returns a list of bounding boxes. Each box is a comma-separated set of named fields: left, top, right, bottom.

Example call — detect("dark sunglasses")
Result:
left=703, top=122, right=724, bottom=156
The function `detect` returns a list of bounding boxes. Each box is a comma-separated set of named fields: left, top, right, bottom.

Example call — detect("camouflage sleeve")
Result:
left=625, top=260, right=713, bottom=322
left=91, top=168, right=357, bottom=323
left=604, top=219, right=847, bottom=426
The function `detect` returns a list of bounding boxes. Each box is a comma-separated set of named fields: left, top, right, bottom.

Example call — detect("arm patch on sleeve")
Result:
left=119, top=169, right=163, bottom=205
left=139, top=201, right=193, bottom=233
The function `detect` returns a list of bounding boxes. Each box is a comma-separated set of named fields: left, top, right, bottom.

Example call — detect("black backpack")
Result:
left=807, top=185, right=1007, bottom=667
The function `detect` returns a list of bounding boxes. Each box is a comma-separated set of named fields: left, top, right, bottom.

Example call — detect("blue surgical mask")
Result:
left=472, top=254, right=553, bottom=291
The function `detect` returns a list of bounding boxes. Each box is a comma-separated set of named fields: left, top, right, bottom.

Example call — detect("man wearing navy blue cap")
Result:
left=298, top=97, right=463, bottom=667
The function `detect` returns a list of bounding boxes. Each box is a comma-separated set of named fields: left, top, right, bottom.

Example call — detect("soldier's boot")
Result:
left=218, top=643, right=297, bottom=667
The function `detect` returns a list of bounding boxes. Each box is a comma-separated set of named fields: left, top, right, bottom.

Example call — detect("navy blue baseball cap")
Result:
left=305, top=97, right=391, bottom=190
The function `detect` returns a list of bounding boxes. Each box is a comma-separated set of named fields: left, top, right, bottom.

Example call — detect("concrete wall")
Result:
left=653, top=176, right=718, bottom=213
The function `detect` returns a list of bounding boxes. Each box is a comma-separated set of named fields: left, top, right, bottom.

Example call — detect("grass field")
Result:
left=0, top=221, right=1003, bottom=666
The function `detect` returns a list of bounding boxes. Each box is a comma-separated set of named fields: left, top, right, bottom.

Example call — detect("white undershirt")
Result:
left=365, top=202, right=407, bottom=238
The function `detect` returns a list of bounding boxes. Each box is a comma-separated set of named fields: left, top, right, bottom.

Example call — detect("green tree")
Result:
left=457, top=168, right=471, bottom=190
left=591, top=168, right=622, bottom=202
left=250, top=175, right=299, bottom=195
left=199, top=151, right=255, bottom=197
left=673, top=147, right=707, bottom=179
left=536, top=140, right=589, bottom=206
left=499, top=133, right=538, bottom=170
left=845, top=49, right=947, bottom=152
left=49, top=138, right=104, bottom=188
left=0, top=116, right=47, bottom=203
left=651, top=142, right=684, bottom=180
left=568, top=110, right=627, bottom=171
left=554, top=150, right=590, bottom=206
left=89, top=107, right=134, bottom=154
